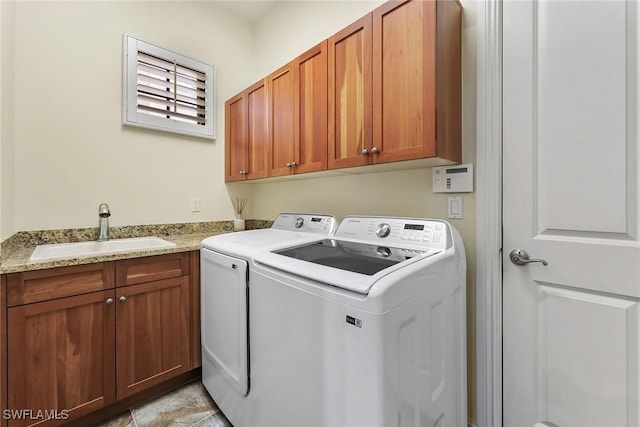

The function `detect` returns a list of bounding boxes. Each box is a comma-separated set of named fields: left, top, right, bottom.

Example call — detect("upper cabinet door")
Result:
left=328, top=15, right=373, bottom=169
left=373, top=0, right=461, bottom=164
left=294, top=41, right=328, bottom=174
left=268, top=63, right=296, bottom=177
left=246, top=79, right=269, bottom=180
left=225, top=93, right=248, bottom=182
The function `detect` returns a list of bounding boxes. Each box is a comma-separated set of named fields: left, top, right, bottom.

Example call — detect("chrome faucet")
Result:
left=98, top=203, right=111, bottom=242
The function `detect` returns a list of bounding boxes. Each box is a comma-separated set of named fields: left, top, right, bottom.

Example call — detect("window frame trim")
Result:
left=122, top=33, right=216, bottom=140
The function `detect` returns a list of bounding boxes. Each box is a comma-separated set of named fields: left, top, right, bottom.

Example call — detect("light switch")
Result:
left=448, top=196, right=463, bottom=219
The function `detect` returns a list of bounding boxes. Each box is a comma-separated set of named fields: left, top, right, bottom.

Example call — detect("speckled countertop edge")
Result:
left=1, top=219, right=273, bottom=274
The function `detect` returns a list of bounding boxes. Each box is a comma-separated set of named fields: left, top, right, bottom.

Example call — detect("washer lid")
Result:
left=274, top=239, right=426, bottom=276
left=255, top=239, right=441, bottom=294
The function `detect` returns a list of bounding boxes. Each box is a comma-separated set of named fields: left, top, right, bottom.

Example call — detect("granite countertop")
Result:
left=0, top=219, right=273, bottom=275
left=0, top=232, right=219, bottom=274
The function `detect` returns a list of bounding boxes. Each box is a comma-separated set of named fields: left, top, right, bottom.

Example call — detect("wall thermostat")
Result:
left=432, top=164, right=474, bottom=193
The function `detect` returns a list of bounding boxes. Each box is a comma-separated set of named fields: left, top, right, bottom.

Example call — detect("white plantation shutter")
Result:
left=123, top=34, right=215, bottom=139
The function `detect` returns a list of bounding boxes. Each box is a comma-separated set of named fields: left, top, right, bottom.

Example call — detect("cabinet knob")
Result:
left=119, top=296, right=127, bottom=303
left=286, top=162, right=292, bottom=168
left=371, top=147, right=379, bottom=155
left=106, top=298, right=114, bottom=305
left=290, top=161, right=297, bottom=168
left=361, top=149, right=369, bottom=156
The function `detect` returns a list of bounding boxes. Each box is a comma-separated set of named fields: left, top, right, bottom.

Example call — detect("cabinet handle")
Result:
left=361, top=149, right=369, bottom=155
left=371, top=147, right=379, bottom=155
left=106, top=298, right=114, bottom=305
left=290, top=161, right=297, bottom=168
left=119, top=296, right=127, bottom=303
left=286, top=162, right=292, bottom=168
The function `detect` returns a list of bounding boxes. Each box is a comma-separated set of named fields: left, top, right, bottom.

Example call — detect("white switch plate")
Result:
left=448, top=196, right=463, bottom=219
left=190, top=198, right=200, bottom=212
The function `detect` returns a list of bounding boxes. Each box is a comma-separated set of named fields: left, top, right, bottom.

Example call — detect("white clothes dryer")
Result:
left=199, top=213, right=336, bottom=420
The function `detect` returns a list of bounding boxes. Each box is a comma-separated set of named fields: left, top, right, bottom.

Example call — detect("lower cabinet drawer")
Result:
left=6, top=262, right=115, bottom=307
left=115, top=253, right=190, bottom=287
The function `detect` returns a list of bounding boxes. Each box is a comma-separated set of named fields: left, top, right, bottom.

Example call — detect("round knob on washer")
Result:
left=295, top=218, right=304, bottom=228
left=376, top=223, right=391, bottom=238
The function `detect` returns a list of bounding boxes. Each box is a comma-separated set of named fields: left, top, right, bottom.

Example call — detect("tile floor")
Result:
left=96, top=381, right=232, bottom=427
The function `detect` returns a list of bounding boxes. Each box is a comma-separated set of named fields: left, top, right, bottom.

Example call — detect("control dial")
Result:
left=375, top=223, right=391, bottom=238
left=295, top=217, right=304, bottom=229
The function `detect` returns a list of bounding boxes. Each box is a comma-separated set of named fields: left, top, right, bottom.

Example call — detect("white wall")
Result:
left=1, top=1, right=16, bottom=242
left=10, top=1, right=255, bottom=231
left=250, top=1, right=478, bottom=421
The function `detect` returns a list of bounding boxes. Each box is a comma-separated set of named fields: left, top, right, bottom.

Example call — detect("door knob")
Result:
left=119, top=296, right=127, bottom=303
left=361, top=149, right=369, bottom=155
left=509, top=249, right=548, bottom=266
left=371, top=147, right=379, bottom=154
left=106, top=298, right=114, bottom=305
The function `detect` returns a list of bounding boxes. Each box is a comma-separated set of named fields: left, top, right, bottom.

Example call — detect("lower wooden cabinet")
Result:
left=3, top=251, right=200, bottom=427
left=7, top=290, right=116, bottom=427
left=115, top=276, right=190, bottom=400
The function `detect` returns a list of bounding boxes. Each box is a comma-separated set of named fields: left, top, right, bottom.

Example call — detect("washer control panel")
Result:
left=335, top=217, right=449, bottom=250
left=271, top=213, right=337, bottom=234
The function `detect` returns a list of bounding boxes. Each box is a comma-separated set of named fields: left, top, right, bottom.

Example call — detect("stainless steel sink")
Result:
left=30, top=237, right=176, bottom=262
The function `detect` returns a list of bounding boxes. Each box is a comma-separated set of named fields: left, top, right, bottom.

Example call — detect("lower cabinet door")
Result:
left=7, top=290, right=116, bottom=427
left=115, top=276, right=190, bottom=400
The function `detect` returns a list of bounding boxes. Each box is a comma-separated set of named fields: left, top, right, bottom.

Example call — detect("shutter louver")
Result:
left=123, top=34, right=215, bottom=139
left=136, top=52, right=207, bottom=126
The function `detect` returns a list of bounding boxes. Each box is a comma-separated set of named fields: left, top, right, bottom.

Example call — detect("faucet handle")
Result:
left=98, top=203, right=111, bottom=218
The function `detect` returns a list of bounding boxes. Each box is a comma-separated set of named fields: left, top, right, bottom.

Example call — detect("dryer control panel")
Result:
left=271, top=213, right=337, bottom=234
left=335, top=217, right=450, bottom=250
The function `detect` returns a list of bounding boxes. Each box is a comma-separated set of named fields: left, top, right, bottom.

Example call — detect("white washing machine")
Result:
left=247, top=216, right=467, bottom=427
left=200, top=213, right=336, bottom=422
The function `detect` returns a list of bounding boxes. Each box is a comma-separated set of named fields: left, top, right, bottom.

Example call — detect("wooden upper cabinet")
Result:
left=225, top=80, right=270, bottom=182
left=7, top=290, right=116, bottom=427
left=224, top=0, right=461, bottom=179
left=294, top=41, right=328, bottom=174
left=246, top=80, right=269, bottom=180
left=268, top=63, right=296, bottom=177
left=328, top=15, right=373, bottom=169
left=372, top=0, right=461, bottom=164
left=225, top=93, right=248, bottom=182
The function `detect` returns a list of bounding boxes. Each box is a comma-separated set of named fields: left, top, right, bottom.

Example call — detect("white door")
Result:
left=503, top=1, right=640, bottom=426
